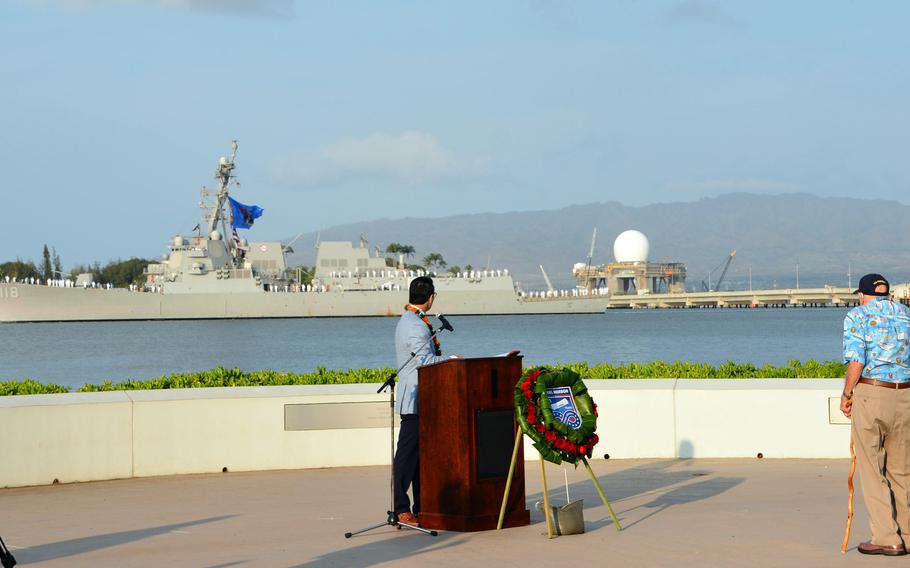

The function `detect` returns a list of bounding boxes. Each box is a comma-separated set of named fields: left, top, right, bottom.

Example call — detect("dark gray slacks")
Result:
left=393, top=414, right=420, bottom=515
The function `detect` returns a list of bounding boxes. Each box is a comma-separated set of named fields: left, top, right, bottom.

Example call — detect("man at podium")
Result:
left=393, top=276, right=455, bottom=525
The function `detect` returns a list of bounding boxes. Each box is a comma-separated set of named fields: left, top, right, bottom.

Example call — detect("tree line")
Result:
left=0, top=245, right=63, bottom=282
left=290, top=243, right=475, bottom=284
left=0, top=244, right=151, bottom=288
left=384, top=242, right=472, bottom=274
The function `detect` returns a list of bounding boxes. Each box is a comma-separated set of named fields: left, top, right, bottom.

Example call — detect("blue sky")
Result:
left=2, top=1, right=908, bottom=267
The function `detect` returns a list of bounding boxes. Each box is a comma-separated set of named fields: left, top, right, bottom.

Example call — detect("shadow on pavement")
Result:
left=16, top=515, right=236, bottom=563
left=611, top=476, right=744, bottom=530
left=528, top=459, right=708, bottom=507
left=526, top=459, right=743, bottom=531
left=294, top=529, right=467, bottom=568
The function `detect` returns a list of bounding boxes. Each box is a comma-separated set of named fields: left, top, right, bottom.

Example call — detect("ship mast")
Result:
left=208, top=140, right=238, bottom=235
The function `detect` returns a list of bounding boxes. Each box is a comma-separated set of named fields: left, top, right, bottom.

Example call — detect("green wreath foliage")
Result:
left=514, top=366, right=599, bottom=465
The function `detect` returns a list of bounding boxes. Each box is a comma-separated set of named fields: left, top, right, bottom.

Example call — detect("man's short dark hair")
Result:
left=409, top=276, right=435, bottom=304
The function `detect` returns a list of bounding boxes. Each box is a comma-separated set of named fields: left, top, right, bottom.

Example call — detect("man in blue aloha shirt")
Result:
left=841, top=274, right=910, bottom=556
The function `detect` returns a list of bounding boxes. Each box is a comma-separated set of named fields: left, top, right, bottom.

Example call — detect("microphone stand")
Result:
left=344, top=322, right=452, bottom=539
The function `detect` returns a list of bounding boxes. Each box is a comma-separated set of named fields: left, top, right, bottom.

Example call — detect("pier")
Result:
left=605, top=286, right=858, bottom=309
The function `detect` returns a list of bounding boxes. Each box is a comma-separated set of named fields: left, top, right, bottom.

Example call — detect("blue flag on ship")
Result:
left=228, top=196, right=264, bottom=229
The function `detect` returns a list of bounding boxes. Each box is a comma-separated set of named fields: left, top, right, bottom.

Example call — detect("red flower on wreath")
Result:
left=545, top=431, right=557, bottom=442
left=565, top=441, right=576, bottom=453
left=555, top=438, right=566, bottom=450
left=522, top=390, right=533, bottom=399
left=593, top=403, right=599, bottom=417
left=528, top=413, right=537, bottom=425
left=591, top=434, right=599, bottom=446
left=578, top=445, right=588, bottom=455
left=536, top=422, right=546, bottom=433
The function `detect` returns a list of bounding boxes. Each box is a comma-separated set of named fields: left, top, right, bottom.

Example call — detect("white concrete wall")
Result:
left=0, top=379, right=849, bottom=488
left=129, top=386, right=393, bottom=476
left=671, top=379, right=846, bottom=458
left=0, top=392, right=134, bottom=487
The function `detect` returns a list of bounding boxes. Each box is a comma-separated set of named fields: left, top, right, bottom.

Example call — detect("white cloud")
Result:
left=270, top=131, right=486, bottom=189
left=27, top=0, right=294, bottom=18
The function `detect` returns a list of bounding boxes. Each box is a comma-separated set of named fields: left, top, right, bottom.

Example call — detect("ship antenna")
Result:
left=209, top=140, right=238, bottom=236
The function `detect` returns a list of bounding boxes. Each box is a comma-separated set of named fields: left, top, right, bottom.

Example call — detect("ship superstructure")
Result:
left=143, top=142, right=286, bottom=294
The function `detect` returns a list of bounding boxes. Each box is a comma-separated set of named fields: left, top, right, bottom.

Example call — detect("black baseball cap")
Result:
left=855, top=273, right=890, bottom=296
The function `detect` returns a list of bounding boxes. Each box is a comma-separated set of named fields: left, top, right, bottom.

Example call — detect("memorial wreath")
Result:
left=514, top=367, right=599, bottom=465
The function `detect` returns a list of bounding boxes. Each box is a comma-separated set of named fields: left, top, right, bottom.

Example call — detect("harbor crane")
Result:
left=581, top=228, right=597, bottom=291
left=585, top=228, right=597, bottom=274
left=539, top=265, right=555, bottom=293
left=283, top=232, right=305, bottom=254
left=702, top=250, right=737, bottom=292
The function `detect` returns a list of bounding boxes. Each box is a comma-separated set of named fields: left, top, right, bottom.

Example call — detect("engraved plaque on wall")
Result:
left=285, top=402, right=391, bottom=431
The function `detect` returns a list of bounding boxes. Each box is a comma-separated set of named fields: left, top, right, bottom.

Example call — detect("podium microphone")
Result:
left=437, top=315, right=454, bottom=332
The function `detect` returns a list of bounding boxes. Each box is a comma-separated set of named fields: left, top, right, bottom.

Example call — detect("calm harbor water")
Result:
left=0, top=309, right=847, bottom=389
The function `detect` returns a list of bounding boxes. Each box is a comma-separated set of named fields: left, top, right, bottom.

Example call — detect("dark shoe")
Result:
left=396, top=512, right=419, bottom=526
left=858, top=541, right=906, bottom=556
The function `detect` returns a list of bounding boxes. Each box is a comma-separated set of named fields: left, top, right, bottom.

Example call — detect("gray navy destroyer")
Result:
left=0, top=143, right=609, bottom=323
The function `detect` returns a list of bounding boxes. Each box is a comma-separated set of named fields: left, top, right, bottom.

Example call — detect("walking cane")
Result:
left=842, top=429, right=856, bottom=553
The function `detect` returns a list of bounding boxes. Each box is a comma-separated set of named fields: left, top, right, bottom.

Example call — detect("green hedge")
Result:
left=0, top=380, right=70, bottom=396
left=77, top=367, right=392, bottom=392
left=0, top=359, right=847, bottom=396
left=561, top=359, right=846, bottom=379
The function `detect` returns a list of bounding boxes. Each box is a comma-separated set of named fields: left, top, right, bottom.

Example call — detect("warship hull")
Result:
left=0, top=283, right=608, bottom=322
left=1, top=144, right=610, bottom=324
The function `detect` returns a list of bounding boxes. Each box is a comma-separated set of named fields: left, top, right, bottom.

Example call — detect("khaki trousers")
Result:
left=852, top=382, right=910, bottom=546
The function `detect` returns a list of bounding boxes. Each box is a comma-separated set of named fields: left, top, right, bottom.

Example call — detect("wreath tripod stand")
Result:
left=344, top=325, right=450, bottom=539
left=496, top=367, right=622, bottom=538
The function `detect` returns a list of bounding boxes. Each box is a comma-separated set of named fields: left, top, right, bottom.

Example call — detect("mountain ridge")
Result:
left=285, top=193, right=910, bottom=291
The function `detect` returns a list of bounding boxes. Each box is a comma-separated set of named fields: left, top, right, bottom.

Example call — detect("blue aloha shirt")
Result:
left=843, top=298, right=910, bottom=382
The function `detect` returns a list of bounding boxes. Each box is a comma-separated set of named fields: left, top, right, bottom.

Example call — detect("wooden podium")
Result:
left=417, top=356, right=531, bottom=531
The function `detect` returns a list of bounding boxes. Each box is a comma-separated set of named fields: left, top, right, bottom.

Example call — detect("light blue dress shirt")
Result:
left=394, top=308, right=448, bottom=415
left=843, top=297, right=910, bottom=382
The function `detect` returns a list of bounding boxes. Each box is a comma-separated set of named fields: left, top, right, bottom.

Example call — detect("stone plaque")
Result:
left=284, top=401, right=391, bottom=431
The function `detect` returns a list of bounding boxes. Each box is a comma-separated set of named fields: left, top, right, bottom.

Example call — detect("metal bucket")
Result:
left=536, top=499, right=585, bottom=535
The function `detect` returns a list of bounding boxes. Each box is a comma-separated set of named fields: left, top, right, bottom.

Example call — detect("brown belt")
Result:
left=858, top=377, right=910, bottom=389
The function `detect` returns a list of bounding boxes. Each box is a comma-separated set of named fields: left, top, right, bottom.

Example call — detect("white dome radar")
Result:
left=613, top=230, right=650, bottom=264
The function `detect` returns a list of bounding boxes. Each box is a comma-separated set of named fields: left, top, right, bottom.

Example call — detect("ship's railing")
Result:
left=1, top=276, right=173, bottom=293
left=520, top=287, right=609, bottom=301
left=324, top=269, right=510, bottom=280
left=264, top=283, right=403, bottom=293
left=0, top=276, right=120, bottom=290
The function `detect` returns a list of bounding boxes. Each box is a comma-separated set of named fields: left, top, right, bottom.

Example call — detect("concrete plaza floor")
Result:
left=0, top=458, right=893, bottom=567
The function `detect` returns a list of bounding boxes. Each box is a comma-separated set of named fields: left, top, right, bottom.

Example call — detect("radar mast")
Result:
left=206, top=140, right=238, bottom=236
